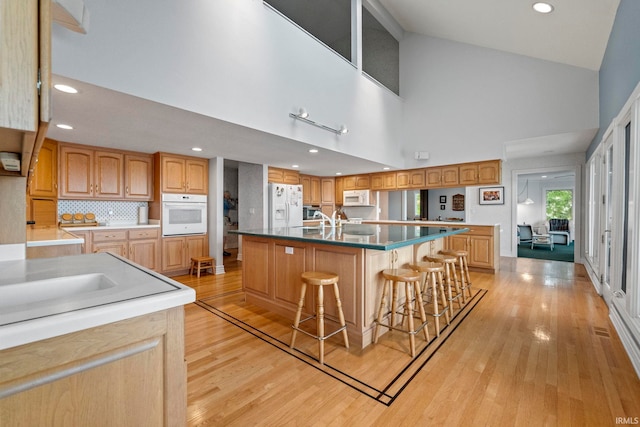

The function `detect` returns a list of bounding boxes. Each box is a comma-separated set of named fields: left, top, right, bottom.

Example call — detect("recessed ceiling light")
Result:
left=292, top=164, right=299, bottom=168
left=56, top=124, right=73, bottom=130
left=335, top=172, right=342, bottom=175
left=541, top=175, right=548, bottom=178
left=191, top=147, right=202, bottom=152
left=309, top=149, right=318, bottom=153
left=532, top=2, right=554, bottom=13
left=383, top=167, right=390, bottom=170
left=54, top=84, right=78, bottom=94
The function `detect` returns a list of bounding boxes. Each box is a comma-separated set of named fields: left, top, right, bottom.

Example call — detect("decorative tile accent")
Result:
left=58, top=200, right=148, bottom=223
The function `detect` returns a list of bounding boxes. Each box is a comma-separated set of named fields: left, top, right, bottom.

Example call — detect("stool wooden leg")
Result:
left=446, top=263, right=463, bottom=312
left=462, top=256, right=472, bottom=299
left=456, top=257, right=467, bottom=304
left=373, top=280, right=390, bottom=344
left=405, top=281, right=416, bottom=357
left=317, top=283, right=325, bottom=364
left=391, top=281, right=399, bottom=330
left=438, top=271, right=450, bottom=326
left=413, top=280, right=430, bottom=342
left=429, top=272, right=441, bottom=337
left=290, top=282, right=307, bottom=349
left=333, top=282, right=349, bottom=349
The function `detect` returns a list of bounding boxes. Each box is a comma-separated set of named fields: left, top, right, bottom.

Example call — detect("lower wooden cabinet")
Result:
left=446, top=225, right=499, bottom=272
left=161, top=234, right=208, bottom=274
left=0, top=307, right=187, bottom=426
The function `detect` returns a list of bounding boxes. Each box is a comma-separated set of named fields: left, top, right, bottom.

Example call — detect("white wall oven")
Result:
left=162, top=194, right=207, bottom=236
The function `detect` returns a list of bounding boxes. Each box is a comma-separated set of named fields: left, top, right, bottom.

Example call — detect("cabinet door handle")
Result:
left=126, top=186, right=129, bottom=194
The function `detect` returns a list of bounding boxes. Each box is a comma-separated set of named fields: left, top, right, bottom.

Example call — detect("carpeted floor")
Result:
left=518, top=241, right=574, bottom=262
left=195, top=287, right=487, bottom=406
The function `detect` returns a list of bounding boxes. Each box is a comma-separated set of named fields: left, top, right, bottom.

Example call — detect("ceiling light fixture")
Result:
left=532, top=2, right=554, bottom=13
left=289, top=108, right=348, bottom=136
left=292, top=164, right=299, bottom=168
left=56, top=123, right=73, bottom=130
left=54, top=84, right=78, bottom=94
left=383, top=167, right=390, bottom=170
left=309, top=149, right=319, bottom=153
left=335, top=172, right=342, bottom=175
left=519, top=179, right=535, bottom=205
left=191, top=147, right=202, bottom=152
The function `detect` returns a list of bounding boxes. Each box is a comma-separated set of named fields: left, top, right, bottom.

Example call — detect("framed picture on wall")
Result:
left=440, top=204, right=445, bottom=210
left=479, top=186, right=504, bottom=205
left=439, top=196, right=447, bottom=203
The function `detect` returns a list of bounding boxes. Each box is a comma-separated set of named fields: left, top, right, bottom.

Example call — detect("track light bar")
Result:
left=289, top=108, right=348, bottom=135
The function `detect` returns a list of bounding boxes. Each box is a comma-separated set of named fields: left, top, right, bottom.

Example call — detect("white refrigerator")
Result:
left=269, top=183, right=303, bottom=228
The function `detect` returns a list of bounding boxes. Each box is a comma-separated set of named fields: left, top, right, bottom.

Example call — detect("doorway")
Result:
left=514, top=168, right=579, bottom=263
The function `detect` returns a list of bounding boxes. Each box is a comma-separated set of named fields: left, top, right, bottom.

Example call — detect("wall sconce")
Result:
left=289, top=108, right=348, bottom=135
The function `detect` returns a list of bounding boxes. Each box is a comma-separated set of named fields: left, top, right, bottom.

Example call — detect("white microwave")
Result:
left=343, top=190, right=372, bottom=206
left=162, top=193, right=207, bottom=236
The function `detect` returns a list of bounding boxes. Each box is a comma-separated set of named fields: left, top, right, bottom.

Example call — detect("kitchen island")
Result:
left=0, top=253, right=195, bottom=425
left=232, top=223, right=468, bottom=349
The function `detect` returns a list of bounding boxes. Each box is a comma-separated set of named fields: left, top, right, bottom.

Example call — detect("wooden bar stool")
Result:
left=290, top=271, right=349, bottom=365
left=410, top=262, right=450, bottom=337
left=190, top=256, right=214, bottom=278
left=424, top=254, right=464, bottom=315
left=373, top=268, right=430, bottom=357
left=440, top=250, right=473, bottom=302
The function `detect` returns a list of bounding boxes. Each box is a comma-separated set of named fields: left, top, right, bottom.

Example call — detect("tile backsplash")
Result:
left=58, top=200, right=148, bottom=224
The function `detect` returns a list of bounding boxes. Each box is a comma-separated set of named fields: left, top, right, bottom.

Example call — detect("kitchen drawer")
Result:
left=461, top=226, right=493, bottom=236
left=92, top=230, right=128, bottom=242
left=129, top=228, right=159, bottom=240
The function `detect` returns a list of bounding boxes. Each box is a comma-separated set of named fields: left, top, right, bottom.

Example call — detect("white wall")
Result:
left=400, top=34, right=599, bottom=167
left=52, top=0, right=404, bottom=168
left=427, top=187, right=465, bottom=221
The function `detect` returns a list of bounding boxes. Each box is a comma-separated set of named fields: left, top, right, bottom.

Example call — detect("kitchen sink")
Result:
left=0, top=273, right=117, bottom=308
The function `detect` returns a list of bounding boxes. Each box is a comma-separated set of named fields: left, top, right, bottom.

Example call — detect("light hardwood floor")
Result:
left=175, top=250, right=640, bottom=426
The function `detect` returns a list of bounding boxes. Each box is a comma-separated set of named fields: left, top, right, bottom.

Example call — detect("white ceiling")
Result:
left=46, top=0, right=620, bottom=175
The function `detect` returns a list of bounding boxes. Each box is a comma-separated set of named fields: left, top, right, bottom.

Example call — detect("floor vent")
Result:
left=593, top=326, right=610, bottom=338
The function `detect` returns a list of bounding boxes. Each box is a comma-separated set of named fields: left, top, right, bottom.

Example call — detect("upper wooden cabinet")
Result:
left=124, top=154, right=154, bottom=200
left=321, top=178, right=334, bottom=203
left=371, top=172, right=397, bottom=190
left=60, top=143, right=154, bottom=200
left=28, top=139, right=57, bottom=197
left=158, top=153, right=208, bottom=194
left=477, top=160, right=501, bottom=185
left=268, top=167, right=300, bottom=184
left=343, top=174, right=370, bottom=190
left=458, top=160, right=501, bottom=186
left=396, top=169, right=425, bottom=189
left=425, top=166, right=458, bottom=188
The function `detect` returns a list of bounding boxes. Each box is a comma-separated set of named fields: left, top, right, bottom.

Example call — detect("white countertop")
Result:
left=62, top=221, right=160, bottom=232
left=0, top=252, right=195, bottom=350
left=26, top=228, right=85, bottom=247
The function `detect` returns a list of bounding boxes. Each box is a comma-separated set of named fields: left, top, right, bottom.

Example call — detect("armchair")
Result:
left=547, top=219, right=572, bottom=245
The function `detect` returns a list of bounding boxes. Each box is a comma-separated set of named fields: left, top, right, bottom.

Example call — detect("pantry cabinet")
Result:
left=158, top=153, right=208, bottom=194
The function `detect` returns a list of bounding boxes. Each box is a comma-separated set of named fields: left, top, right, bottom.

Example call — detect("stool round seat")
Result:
left=441, top=249, right=468, bottom=257
left=301, top=271, right=339, bottom=286
left=409, top=261, right=445, bottom=273
left=291, top=271, right=349, bottom=365
left=425, top=254, right=463, bottom=315
left=382, top=268, right=421, bottom=282
left=424, top=253, right=457, bottom=264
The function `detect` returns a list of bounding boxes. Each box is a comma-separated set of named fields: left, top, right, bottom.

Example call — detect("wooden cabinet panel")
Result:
left=458, top=164, right=478, bottom=186
left=129, top=239, right=160, bottom=270
left=335, top=177, right=344, bottom=205
left=94, top=151, right=124, bottom=199
left=71, top=230, right=91, bottom=254
left=59, top=145, right=93, bottom=198
left=321, top=178, right=334, bottom=203
left=29, top=139, right=57, bottom=197
left=426, top=166, right=459, bottom=188
left=469, top=235, right=493, bottom=269
left=301, top=175, right=311, bottom=205
left=441, top=166, right=459, bottom=186
left=125, top=154, right=153, bottom=200
left=242, top=238, right=271, bottom=296
left=160, top=154, right=208, bottom=194
left=93, top=241, right=128, bottom=256
left=186, top=158, right=208, bottom=194
left=273, top=241, right=308, bottom=307
left=371, top=172, right=396, bottom=190
left=162, top=234, right=208, bottom=273
left=396, top=170, right=425, bottom=189
left=268, top=167, right=299, bottom=184
left=478, top=160, right=501, bottom=184
left=344, top=174, right=370, bottom=190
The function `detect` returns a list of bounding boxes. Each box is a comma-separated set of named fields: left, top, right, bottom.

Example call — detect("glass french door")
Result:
left=601, top=135, right=614, bottom=304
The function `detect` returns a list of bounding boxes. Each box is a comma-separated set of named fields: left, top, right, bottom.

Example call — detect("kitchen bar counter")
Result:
left=27, top=227, right=84, bottom=247
left=233, top=224, right=468, bottom=349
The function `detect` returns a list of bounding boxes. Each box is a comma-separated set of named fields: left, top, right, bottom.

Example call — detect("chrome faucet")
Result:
left=313, top=210, right=336, bottom=229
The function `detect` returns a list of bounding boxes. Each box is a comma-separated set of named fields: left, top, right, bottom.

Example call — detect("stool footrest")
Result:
left=374, top=317, right=429, bottom=336
left=292, top=315, right=348, bottom=341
